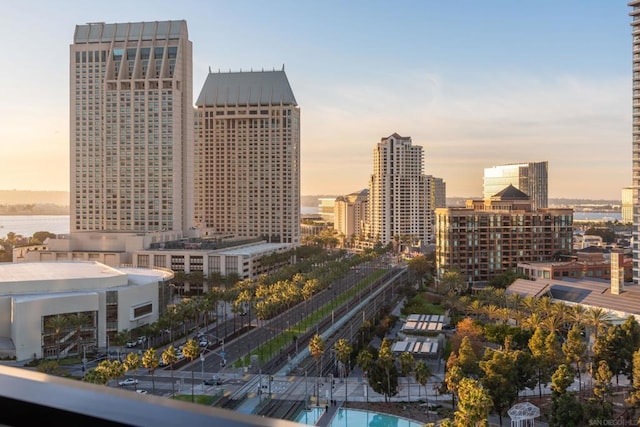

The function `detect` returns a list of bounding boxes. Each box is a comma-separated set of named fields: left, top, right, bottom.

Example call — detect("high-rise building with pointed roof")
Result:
left=70, top=20, right=194, bottom=234
left=194, top=69, right=300, bottom=244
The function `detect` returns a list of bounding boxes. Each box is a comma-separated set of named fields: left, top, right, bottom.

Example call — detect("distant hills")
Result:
left=0, top=190, right=69, bottom=206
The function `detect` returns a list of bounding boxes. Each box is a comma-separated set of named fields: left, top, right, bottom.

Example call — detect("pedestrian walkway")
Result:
left=315, top=400, right=341, bottom=427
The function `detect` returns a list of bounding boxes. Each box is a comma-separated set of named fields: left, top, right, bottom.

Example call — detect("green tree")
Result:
left=584, top=360, right=614, bottom=422
left=93, top=359, right=125, bottom=386
left=528, top=327, right=552, bottom=398
left=454, top=377, right=493, bottom=427
left=593, top=324, right=625, bottom=385
left=480, top=349, right=518, bottom=426
left=445, top=364, right=464, bottom=408
left=562, top=324, right=586, bottom=391
left=32, top=231, right=56, bottom=244
left=621, top=316, right=640, bottom=380
left=438, top=269, right=466, bottom=295
left=625, top=349, right=640, bottom=423
left=369, top=358, right=399, bottom=402
left=407, top=254, right=434, bottom=287
left=487, top=268, right=525, bottom=289
left=593, top=359, right=613, bottom=402
left=83, top=367, right=108, bottom=385
left=549, top=364, right=583, bottom=427
left=458, top=335, right=480, bottom=378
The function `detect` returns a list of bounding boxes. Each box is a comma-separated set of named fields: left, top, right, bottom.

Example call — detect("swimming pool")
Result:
left=294, top=406, right=325, bottom=425
left=295, top=407, right=423, bottom=427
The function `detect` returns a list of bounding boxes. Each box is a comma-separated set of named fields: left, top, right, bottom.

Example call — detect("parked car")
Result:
left=118, top=378, right=138, bottom=386
left=126, top=340, right=137, bottom=348
left=199, top=339, right=209, bottom=348
left=204, top=376, right=222, bottom=386
left=135, top=389, right=148, bottom=395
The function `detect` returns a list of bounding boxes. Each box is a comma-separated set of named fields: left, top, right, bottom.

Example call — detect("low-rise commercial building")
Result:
left=0, top=261, right=173, bottom=362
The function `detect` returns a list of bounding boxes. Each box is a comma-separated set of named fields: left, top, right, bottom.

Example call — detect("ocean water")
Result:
left=0, top=211, right=618, bottom=240
left=0, top=215, right=70, bottom=239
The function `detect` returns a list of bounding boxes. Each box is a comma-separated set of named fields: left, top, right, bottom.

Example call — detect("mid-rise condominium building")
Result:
left=334, top=189, right=368, bottom=244
left=70, top=20, right=194, bottom=234
left=429, top=176, right=447, bottom=209
left=366, top=133, right=433, bottom=247
left=483, top=161, right=548, bottom=211
left=194, top=69, right=300, bottom=245
left=435, top=185, right=573, bottom=287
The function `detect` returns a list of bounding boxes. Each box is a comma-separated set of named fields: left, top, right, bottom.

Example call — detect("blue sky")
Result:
left=0, top=1, right=632, bottom=199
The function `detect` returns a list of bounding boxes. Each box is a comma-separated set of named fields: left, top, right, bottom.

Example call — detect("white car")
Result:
left=118, top=378, right=138, bottom=386
left=136, top=389, right=148, bottom=395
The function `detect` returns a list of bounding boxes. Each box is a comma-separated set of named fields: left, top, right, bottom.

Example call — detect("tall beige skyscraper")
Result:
left=483, top=161, right=548, bottom=211
left=194, top=69, right=300, bottom=244
left=631, top=1, right=640, bottom=284
left=70, top=21, right=194, bottom=234
left=366, top=133, right=433, bottom=246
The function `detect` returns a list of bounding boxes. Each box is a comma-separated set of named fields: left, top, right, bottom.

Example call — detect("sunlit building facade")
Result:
left=194, top=69, right=300, bottom=245
left=70, top=20, right=194, bottom=234
left=366, top=133, right=433, bottom=246
left=631, top=2, right=640, bottom=284
left=483, top=162, right=548, bottom=211
left=435, top=185, right=573, bottom=287
left=334, top=189, right=368, bottom=244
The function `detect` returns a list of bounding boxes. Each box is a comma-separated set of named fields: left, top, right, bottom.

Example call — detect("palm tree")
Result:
left=568, top=304, right=587, bottom=327
left=415, top=360, right=432, bottom=401
left=182, top=339, right=200, bottom=402
left=308, top=334, right=325, bottom=404
left=69, top=312, right=93, bottom=357
left=142, top=348, right=159, bottom=393
left=334, top=338, right=352, bottom=402
left=112, top=330, right=130, bottom=361
left=466, top=300, right=484, bottom=320
left=585, top=307, right=610, bottom=339
left=123, top=352, right=141, bottom=391
left=356, top=349, right=374, bottom=405
left=400, top=352, right=415, bottom=402
left=162, top=345, right=178, bottom=397
left=44, top=315, right=69, bottom=360
left=377, top=339, right=395, bottom=403
left=94, top=359, right=125, bottom=387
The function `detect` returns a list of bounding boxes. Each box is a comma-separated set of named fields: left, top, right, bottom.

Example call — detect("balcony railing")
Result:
left=0, top=365, right=300, bottom=427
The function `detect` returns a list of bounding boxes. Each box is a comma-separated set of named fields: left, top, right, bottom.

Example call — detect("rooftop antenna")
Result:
left=282, top=63, right=285, bottom=71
